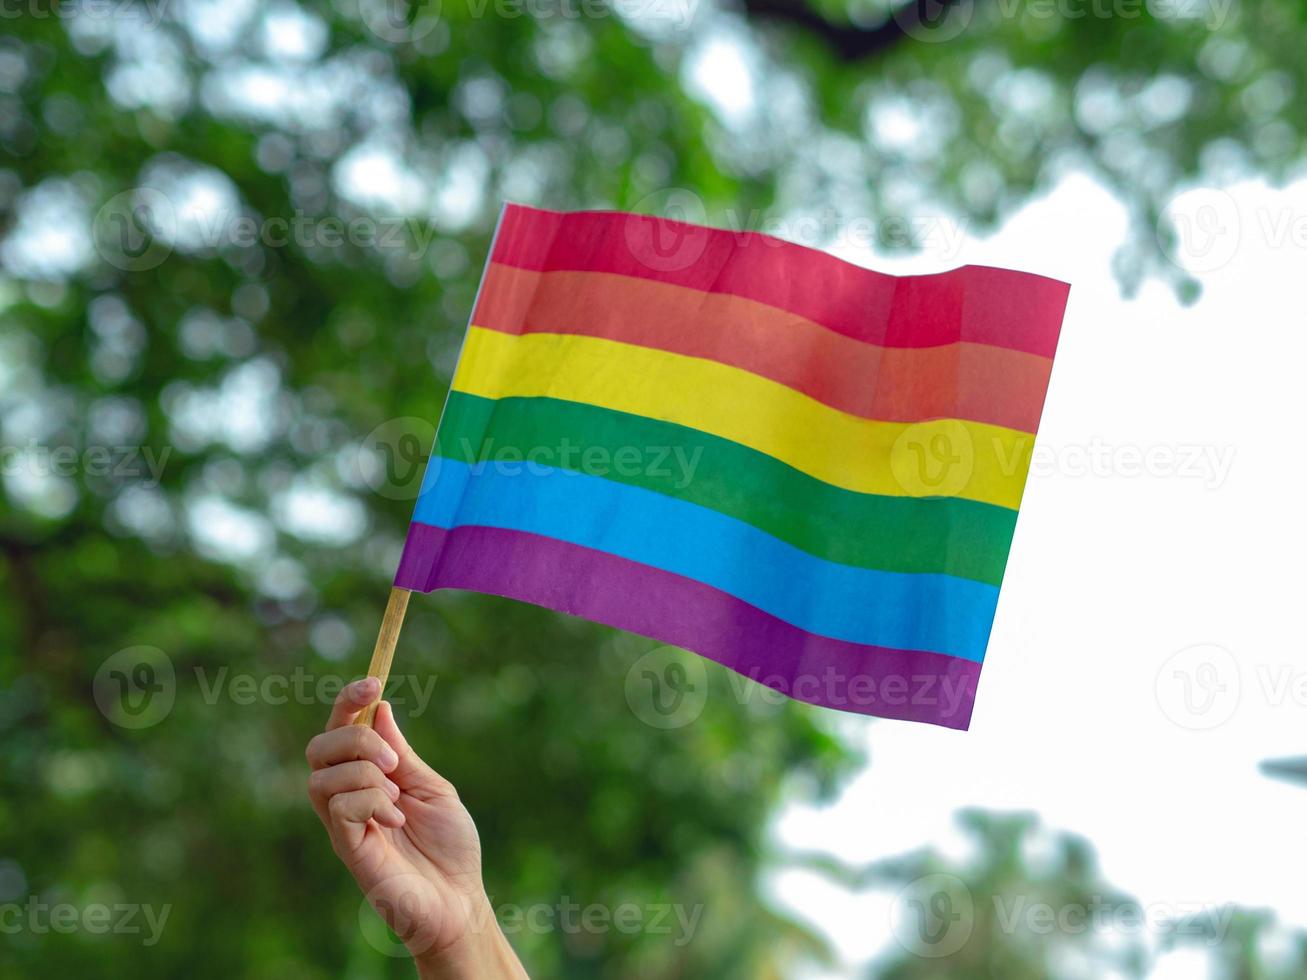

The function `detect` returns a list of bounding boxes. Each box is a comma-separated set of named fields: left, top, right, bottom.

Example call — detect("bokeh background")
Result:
left=4, top=0, right=1307, bottom=976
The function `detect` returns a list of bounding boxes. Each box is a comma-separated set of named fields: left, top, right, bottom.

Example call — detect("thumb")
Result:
left=372, top=700, right=455, bottom=799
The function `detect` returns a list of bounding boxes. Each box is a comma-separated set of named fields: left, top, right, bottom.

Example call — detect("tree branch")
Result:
left=737, top=0, right=970, bottom=62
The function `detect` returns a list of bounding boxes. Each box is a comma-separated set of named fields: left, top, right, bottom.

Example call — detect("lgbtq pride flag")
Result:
left=393, top=204, right=1069, bottom=729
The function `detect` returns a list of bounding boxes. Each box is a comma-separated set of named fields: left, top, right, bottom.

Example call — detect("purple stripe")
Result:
left=395, top=522, right=978, bottom=729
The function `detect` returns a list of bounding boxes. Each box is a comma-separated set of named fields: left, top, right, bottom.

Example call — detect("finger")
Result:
left=327, top=788, right=406, bottom=830
left=308, top=761, right=400, bottom=827
left=325, top=677, right=382, bottom=732
left=308, top=761, right=400, bottom=809
left=373, top=700, right=456, bottom=799
left=306, top=724, right=400, bottom=773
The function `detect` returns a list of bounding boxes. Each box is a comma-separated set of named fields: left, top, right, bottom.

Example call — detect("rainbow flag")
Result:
left=394, top=204, right=1069, bottom=729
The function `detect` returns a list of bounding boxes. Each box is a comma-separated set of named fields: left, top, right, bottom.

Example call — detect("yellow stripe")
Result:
left=453, top=327, right=1036, bottom=510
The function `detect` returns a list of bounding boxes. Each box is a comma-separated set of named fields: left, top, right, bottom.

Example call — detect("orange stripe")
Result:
left=473, top=263, right=1054, bottom=433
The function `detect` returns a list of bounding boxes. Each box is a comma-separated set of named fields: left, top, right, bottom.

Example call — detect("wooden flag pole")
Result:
left=354, top=586, right=412, bottom=728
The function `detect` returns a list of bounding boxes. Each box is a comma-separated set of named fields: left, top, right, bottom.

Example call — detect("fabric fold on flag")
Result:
left=394, top=203, right=1070, bottom=730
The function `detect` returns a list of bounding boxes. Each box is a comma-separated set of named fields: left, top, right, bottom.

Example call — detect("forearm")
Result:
left=414, top=899, right=528, bottom=980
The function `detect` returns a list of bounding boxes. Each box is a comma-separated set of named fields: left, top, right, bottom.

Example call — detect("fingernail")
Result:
left=352, top=677, right=379, bottom=700
left=379, top=747, right=399, bottom=770
left=384, top=778, right=400, bottom=800
left=390, top=806, right=405, bottom=825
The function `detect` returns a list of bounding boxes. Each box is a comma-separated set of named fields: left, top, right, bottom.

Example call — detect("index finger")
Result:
left=326, top=677, right=382, bottom=731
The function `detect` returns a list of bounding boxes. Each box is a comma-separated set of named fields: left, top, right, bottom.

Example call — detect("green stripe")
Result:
left=435, top=392, right=1018, bottom=586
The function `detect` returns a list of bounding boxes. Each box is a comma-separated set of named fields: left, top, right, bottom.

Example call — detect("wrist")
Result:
left=414, top=897, right=525, bottom=980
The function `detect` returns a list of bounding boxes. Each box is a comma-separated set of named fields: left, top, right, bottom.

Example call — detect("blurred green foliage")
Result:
left=0, top=3, right=849, bottom=976
left=857, top=810, right=1307, bottom=979
left=3, top=0, right=1307, bottom=976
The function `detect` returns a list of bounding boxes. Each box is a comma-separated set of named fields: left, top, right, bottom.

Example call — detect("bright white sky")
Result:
left=766, top=171, right=1307, bottom=975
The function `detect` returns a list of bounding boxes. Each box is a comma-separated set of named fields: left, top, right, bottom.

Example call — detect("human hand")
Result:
left=306, top=678, right=526, bottom=978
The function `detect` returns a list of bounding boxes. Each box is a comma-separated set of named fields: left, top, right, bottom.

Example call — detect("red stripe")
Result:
left=491, top=203, right=1070, bottom=358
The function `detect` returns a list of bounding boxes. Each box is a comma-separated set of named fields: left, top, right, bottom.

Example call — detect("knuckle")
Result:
left=360, top=731, right=388, bottom=760
left=338, top=761, right=381, bottom=788
left=345, top=727, right=372, bottom=754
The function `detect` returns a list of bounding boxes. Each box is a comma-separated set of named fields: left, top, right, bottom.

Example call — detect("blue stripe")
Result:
left=412, top=459, right=999, bottom=661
